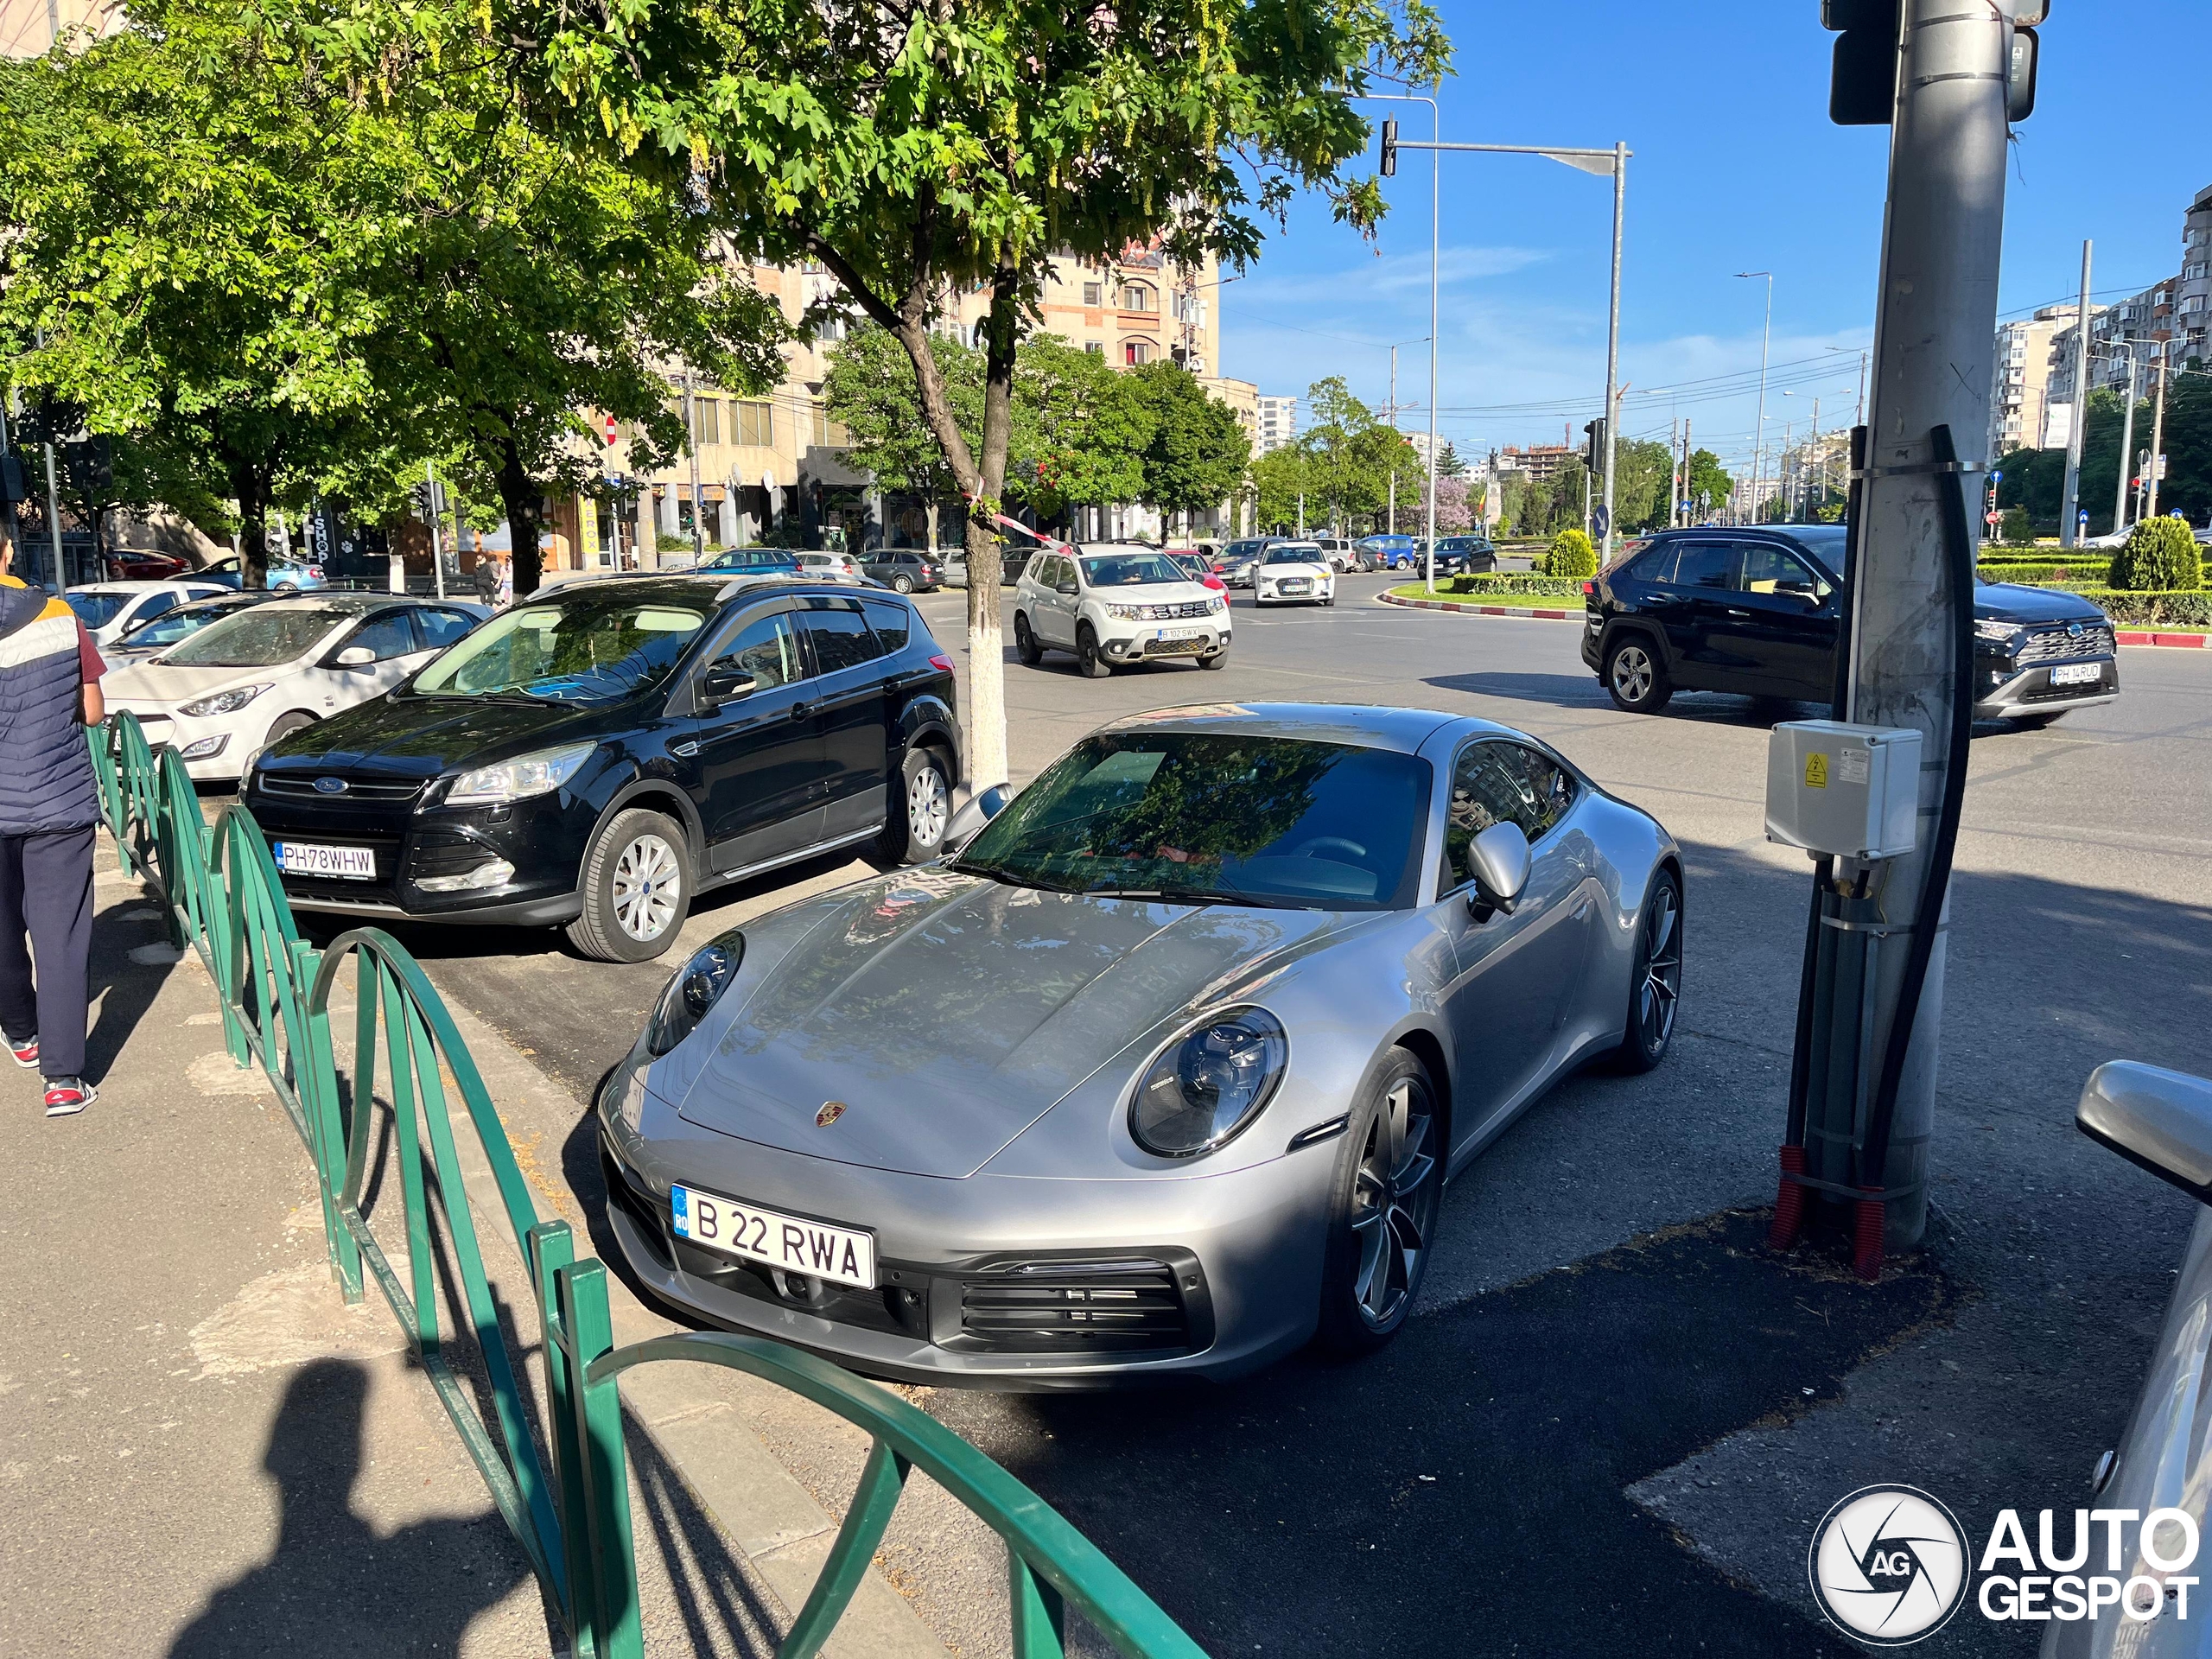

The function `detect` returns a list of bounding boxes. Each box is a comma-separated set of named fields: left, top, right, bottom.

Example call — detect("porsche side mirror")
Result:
left=701, top=659, right=757, bottom=704
left=942, top=783, right=1012, bottom=853
left=333, top=645, right=377, bottom=668
left=1465, top=821, right=1531, bottom=916
left=2078, top=1061, right=2212, bottom=1205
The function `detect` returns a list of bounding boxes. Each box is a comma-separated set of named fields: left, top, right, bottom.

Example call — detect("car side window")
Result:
left=413, top=608, right=477, bottom=650
left=1662, top=543, right=1735, bottom=590
left=859, top=597, right=911, bottom=652
left=715, top=612, right=804, bottom=690
left=1439, top=741, right=1578, bottom=892
left=803, top=606, right=886, bottom=673
left=136, top=592, right=179, bottom=623
left=1737, top=544, right=1832, bottom=601
left=348, top=613, right=422, bottom=662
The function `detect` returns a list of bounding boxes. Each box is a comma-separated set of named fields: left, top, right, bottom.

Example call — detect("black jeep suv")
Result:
left=1580, top=524, right=2118, bottom=725
left=246, top=575, right=961, bottom=961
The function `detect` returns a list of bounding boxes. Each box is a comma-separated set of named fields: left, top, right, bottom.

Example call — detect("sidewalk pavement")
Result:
left=0, top=842, right=962, bottom=1658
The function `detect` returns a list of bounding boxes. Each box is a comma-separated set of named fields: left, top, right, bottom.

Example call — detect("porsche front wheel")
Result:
left=1317, top=1047, right=1443, bottom=1355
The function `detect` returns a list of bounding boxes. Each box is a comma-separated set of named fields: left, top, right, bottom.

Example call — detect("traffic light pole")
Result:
left=2059, top=239, right=2091, bottom=548
left=1792, top=0, right=2016, bottom=1262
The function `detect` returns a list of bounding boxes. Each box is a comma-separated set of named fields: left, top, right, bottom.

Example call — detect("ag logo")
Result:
left=1809, top=1485, right=1969, bottom=1646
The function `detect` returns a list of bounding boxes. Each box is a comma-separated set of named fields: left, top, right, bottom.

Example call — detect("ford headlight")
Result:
left=645, top=931, right=745, bottom=1057
left=1130, top=1008, right=1288, bottom=1157
left=180, top=683, right=271, bottom=717
left=445, top=741, right=596, bottom=806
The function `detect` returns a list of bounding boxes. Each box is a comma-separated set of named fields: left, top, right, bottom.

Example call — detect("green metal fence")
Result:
left=88, top=713, right=1208, bottom=1659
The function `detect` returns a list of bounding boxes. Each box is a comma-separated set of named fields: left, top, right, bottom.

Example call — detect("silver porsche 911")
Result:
left=595, top=702, right=1683, bottom=1388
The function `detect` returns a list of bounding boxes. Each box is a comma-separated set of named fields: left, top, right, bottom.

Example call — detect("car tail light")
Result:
left=929, top=653, right=955, bottom=673
left=308, top=566, right=325, bottom=579
left=1581, top=581, right=1595, bottom=596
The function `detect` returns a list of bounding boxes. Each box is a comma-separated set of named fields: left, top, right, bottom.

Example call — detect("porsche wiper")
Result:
left=949, top=858, right=1084, bottom=895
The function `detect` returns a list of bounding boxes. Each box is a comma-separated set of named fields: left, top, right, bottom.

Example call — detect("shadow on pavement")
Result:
left=168, top=1359, right=531, bottom=1656
left=86, top=893, right=178, bottom=1083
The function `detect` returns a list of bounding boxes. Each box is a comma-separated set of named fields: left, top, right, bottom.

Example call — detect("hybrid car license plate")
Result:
left=1156, top=627, right=1204, bottom=640
left=271, top=841, right=376, bottom=880
left=670, top=1185, right=877, bottom=1288
left=2050, top=662, right=2101, bottom=686
left=1280, top=578, right=1311, bottom=591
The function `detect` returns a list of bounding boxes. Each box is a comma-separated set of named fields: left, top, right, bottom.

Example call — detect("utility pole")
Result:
left=1738, top=270, right=1775, bottom=527
left=426, top=461, right=448, bottom=600
left=2113, top=352, right=2139, bottom=534
left=2146, top=343, right=2170, bottom=518
left=1389, top=345, right=1399, bottom=537
left=1681, top=417, right=1692, bottom=524
left=1600, top=140, right=1626, bottom=563
left=2059, top=239, right=2092, bottom=549
left=1669, top=418, right=1681, bottom=527
left=1792, top=0, right=2016, bottom=1262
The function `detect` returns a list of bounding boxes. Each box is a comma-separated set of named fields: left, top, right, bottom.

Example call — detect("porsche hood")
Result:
left=671, top=869, right=1347, bottom=1179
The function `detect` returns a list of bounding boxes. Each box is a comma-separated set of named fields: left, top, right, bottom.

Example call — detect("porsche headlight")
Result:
left=180, top=683, right=271, bottom=717
left=645, top=931, right=745, bottom=1058
left=1130, top=1008, right=1287, bottom=1158
left=445, top=741, right=595, bottom=806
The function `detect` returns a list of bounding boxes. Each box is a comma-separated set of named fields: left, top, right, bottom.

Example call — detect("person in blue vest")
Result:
left=0, top=545, right=106, bottom=1116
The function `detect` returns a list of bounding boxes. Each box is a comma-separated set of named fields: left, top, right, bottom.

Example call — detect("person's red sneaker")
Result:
left=43, top=1077, right=95, bottom=1117
left=6, top=1033, right=35, bottom=1070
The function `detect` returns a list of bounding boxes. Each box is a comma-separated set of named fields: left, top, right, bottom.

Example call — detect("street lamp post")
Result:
left=1737, top=271, right=1774, bottom=523
left=1370, top=107, right=1630, bottom=577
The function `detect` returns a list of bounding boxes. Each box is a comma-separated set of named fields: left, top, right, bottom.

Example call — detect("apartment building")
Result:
left=2045, top=182, right=2210, bottom=424
left=1, top=0, right=118, bottom=56
left=1255, top=397, right=1299, bottom=456
left=1989, top=304, right=2075, bottom=457
left=1497, top=443, right=1576, bottom=485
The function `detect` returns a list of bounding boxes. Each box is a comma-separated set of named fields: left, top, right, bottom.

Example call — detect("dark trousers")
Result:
left=0, top=824, right=96, bottom=1080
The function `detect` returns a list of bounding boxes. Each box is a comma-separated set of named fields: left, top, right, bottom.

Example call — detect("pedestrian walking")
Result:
left=472, top=550, right=503, bottom=607
left=0, top=546, right=106, bottom=1116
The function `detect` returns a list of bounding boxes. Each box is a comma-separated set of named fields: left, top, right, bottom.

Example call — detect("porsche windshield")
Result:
left=955, top=732, right=1430, bottom=910
left=411, top=596, right=706, bottom=703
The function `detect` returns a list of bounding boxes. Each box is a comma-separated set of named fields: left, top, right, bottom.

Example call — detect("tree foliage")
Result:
left=1128, top=361, right=1251, bottom=526
left=1686, top=448, right=1733, bottom=524
left=1543, top=526, right=1596, bottom=579
left=2108, top=515, right=2202, bottom=592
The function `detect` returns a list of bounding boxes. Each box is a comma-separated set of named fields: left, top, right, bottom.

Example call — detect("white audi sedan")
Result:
left=103, top=594, right=486, bottom=780
left=1253, top=542, right=1337, bottom=607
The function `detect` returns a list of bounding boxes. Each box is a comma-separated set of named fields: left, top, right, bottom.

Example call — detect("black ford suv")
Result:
left=1580, top=524, right=2119, bottom=725
left=246, top=575, right=961, bottom=961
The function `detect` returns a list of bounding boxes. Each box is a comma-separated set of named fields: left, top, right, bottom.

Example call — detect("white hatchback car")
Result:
left=103, top=594, right=487, bottom=781
left=1013, top=543, right=1232, bottom=677
left=67, top=580, right=232, bottom=653
left=1253, top=542, right=1338, bottom=607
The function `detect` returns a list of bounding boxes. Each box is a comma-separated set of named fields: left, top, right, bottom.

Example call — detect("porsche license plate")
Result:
left=272, top=841, right=376, bottom=880
left=670, top=1185, right=876, bottom=1288
left=2050, top=662, right=2101, bottom=686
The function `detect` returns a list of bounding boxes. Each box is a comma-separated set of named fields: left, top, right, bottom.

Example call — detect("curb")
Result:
left=1376, top=591, right=2212, bottom=649
left=1376, top=590, right=1581, bottom=622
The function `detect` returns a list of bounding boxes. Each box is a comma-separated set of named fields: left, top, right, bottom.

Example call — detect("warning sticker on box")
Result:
left=1838, top=747, right=1872, bottom=785
left=1803, top=753, right=1829, bottom=789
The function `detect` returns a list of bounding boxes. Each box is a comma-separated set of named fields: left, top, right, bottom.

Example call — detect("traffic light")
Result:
left=1380, top=118, right=1398, bottom=178
left=410, top=478, right=448, bottom=524
left=1583, top=417, right=1608, bottom=471
left=1822, top=0, right=2041, bottom=126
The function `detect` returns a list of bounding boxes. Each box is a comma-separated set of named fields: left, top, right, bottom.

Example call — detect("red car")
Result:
left=105, top=549, right=192, bottom=582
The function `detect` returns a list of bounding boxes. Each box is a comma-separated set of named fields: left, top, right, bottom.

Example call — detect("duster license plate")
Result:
left=670, top=1185, right=877, bottom=1288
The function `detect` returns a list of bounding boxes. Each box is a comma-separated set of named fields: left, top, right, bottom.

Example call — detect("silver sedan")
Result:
left=596, top=703, right=1684, bottom=1387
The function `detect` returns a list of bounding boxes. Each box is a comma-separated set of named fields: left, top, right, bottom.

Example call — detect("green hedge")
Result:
left=2108, top=518, right=2203, bottom=592
left=1442, top=574, right=1588, bottom=598
left=1543, top=528, right=1599, bottom=579
left=2094, top=591, right=2212, bottom=629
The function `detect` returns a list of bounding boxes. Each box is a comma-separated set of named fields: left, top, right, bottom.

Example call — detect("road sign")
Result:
left=1592, top=505, right=1611, bottom=538
left=604, top=414, right=619, bottom=447
left=1985, top=510, right=2003, bottom=526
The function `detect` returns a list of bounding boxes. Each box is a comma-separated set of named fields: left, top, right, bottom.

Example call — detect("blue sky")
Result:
left=1217, top=1, right=2208, bottom=483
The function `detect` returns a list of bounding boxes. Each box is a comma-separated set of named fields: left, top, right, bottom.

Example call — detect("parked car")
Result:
left=696, top=548, right=804, bottom=577
left=198, top=552, right=329, bottom=591
left=1433, top=536, right=1498, bottom=576
left=66, top=580, right=232, bottom=654
left=1013, top=543, right=1231, bottom=677
left=792, top=550, right=866, bottom=584
left=1254, top=542, right=1337, bottom=607
left=1580, top=524, right=2119, bottom=726
left=2056, top=1060, right=2212, bottom=1659
left=104, top=594, right=486, bottom=781
left=105, top=549, right=192, bottom=582
left=594, top=702, right=1683, bottom=1384
left=1165, top=550, right=1228, bottom=593
left=1213, top=537, right=1272, bottom=588
left=1357, top=534, right=1420, bottom=571
left=861, top=550, right=944, bottom=594
left=101, top=590, right=282, bottom=671
left=243, top=576, right=960, bottom=963
left=1310, top=537, right=1359, bottom=573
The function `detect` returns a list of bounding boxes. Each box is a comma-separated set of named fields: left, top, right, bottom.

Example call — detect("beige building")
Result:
left=1990, top=304, right=2074, bottom=458
left=1, top=0, right=118, bottom=57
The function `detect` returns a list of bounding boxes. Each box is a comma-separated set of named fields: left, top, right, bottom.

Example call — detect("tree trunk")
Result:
left=497, top=437, right=544, bottom=597
left=925, top=498, right=938, bottom=553
left=229, top=458, right=271, bottom=589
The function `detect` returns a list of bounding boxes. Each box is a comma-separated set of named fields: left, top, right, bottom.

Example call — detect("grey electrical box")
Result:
left=1765, top=721, right=1922, bottom=860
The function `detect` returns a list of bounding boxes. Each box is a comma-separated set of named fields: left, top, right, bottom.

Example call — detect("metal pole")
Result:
left=426, top=461, right=448, bottom=600
left=1388, top=344, right=1397, bottom=537
left=684, top=371, right=706, bottom=563
left=1425, top=94, right=1440, bottom=595
left=1739, top=272, right=1774, bottom=524
left=1829, top=0, right=2012, bottom=1255
left=2114, top=353, right=2139, bottom=533
left=1681, top=417, right=1692, bottom=524
left=0, top=400, right=18, bottom=571
left=2146, top=344, right=2169, bottom=520
left=2059, top=239, right=2092, bottom=549
left=1600, top=142, right=1625, bottom=563
left=43, top=442, right=65, bottom=588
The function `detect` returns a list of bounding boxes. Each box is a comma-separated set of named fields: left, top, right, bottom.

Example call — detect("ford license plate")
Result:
left=671, top=1185, right=876, bottom=1288
left=2050, top=662, right=2101, bottom=686
left=271, top=841, right=375, bottom=880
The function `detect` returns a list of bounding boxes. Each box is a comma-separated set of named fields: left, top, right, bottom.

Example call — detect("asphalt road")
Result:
left=384, top=575, right=2212, bottom=1656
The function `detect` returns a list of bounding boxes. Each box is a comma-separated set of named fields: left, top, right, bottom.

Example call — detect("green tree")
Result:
left=1610, top=437, right=1674, bottom=532
left=1687, top=448, right=1733, bottom=523
left=825, top=327, right=982, bottom=550
left=1433, top=442, right=1467, bottom=479
left=477, top=0, right=1448, bottom=786
left=1127, top=361, right=1251, bottom=535
left=1543, top=526, right=1596, bottom=579
left=1012, top=339, right=1150, bottom=528
left=1252, top=446, right=1313, bottom=534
